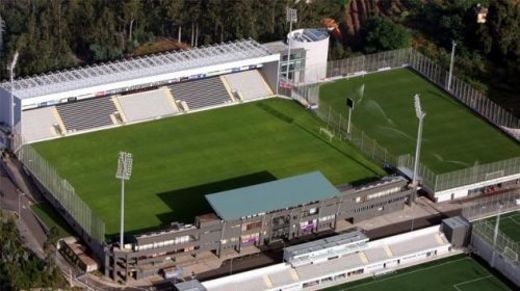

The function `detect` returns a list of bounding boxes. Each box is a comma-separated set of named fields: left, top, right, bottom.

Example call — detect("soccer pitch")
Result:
left=33, top=98, right=384, bottom=237
left=326, top=255, right=512, bottom=291
left=485, top=211, right=520, bottom=242
left=320, top=68, right=520, bottom=173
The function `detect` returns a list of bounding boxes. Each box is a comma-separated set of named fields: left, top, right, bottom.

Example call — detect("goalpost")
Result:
left=319, top=127, right=334, bottom=142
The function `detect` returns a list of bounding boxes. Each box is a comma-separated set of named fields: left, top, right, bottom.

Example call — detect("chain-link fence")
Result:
left=315, top=105, right=398, bottom=168
left=434, top=157, right=520, bottom=192
left=288, top=48, right=520, bottom=194
left=461, top=190, right=520, bottom=221
left=472, top=218, right=519, bottom=265
left=408, top=49, right=520, bottom=140
left=396, top=154, right=437, bottom=190
left=18, top=145, right=105, bottom=243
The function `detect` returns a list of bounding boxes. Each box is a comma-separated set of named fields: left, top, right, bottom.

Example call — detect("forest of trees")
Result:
left=0, top=214, right=66, bottom=290
left=0, top=0, right=517, bottom=109
left=0, top=0, right=342, bottom=79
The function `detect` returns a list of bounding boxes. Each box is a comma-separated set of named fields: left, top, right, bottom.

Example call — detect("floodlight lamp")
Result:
left=116, top=152, right=133, bottom=180
left=286, top=8, right=298, bottom=23
left=414, top=94, right=425, bottom=119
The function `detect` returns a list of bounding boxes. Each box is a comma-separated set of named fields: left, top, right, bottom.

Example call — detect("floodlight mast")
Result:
left=285, top=8, right=297, bottom=85
left=447, top=41, right=456, bottom=91
left=491, top=204, right=503, bottom=267
left=412, top=94, right=426, bottom=190
left=8, top=51, right=19, bottom=131
left=116, top=152, right=133, bottom=248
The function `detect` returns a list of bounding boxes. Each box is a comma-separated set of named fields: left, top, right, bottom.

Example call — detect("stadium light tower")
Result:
left=491, top=204, right=503, bottom=267
left=285, top=7, right=297, bottom=84
left=8, top=51, right=19, bottom=130
left=447, top=41, right=456, bottom=91
left=116, top=151, right=133, bottom=248
left=412, top=94, right=426, bottom=188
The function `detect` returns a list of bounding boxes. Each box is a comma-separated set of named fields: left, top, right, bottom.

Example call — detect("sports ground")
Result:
left=326, top=255, right=512, bottom=291
left=484, top=211, right=520, bottom=242
left=33, top=98, right=384, bottom=237
left=319, top=68, right=520, bottom=173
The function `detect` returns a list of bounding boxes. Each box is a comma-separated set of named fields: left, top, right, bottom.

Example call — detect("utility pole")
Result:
left=116, top=152, right=133, bottom=248
left=447, top=41, right=456, bottom=91
left=285, top=8, right=297, bottom=84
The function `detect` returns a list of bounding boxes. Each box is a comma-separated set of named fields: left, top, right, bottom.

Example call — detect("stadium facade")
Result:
left=108, top=173, right=412, bottom=281
left=0, top=28, right=518, bottom=283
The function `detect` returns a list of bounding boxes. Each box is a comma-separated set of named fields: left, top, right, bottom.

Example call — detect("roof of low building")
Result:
left=205, top=171, right=339, bottom=221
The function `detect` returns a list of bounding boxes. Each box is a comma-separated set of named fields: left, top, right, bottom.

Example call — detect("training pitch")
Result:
left=485, top=211, right=520, bottom=242
left=33, top=98, right=384, bottom=237
left=320, top=68, right=520, bottom=173
left=326, top=255, right=511, bottom=291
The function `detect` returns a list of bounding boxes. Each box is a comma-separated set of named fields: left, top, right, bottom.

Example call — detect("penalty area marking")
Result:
left=452, top=275, right=493, bottom=291
left=336, top=257, right=470, bottom=290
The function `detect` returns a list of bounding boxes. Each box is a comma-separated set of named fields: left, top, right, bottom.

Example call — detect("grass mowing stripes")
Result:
left=319, top=68, right=520, bottom=173
left=33, top=98, right=384, bottom=237
left=325, top=255, right=511, bottom=291
left=485, top=211, right=520, bottom=242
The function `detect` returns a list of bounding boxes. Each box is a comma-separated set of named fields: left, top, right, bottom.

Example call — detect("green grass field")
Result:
left=320, top=68, right=520, bottom=173
left=31, top=203, right=74, bottom=238
left=33, top=98, right=384, bottom=237
left=485, top=211, right=520, bottom=242
left=326, top=255, right=512, bottom=291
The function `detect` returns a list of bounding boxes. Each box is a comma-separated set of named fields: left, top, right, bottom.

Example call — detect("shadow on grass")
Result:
left=156, top=171, right=277, bottom=224
left=107, top=171, right=277, bottom=241
left=256, top=101, right=295, bottom=123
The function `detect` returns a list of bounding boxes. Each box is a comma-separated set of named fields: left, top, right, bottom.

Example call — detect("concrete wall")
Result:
left=261, top=60, right=280, bottom=94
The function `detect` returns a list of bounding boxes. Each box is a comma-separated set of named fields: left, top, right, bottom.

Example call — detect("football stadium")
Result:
left=0, top=29, right=519, bottom=285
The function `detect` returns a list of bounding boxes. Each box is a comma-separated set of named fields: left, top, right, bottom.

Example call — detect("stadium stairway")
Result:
left=168, top=77, right=233, bottom=110
left=56, top=97, right=118, bottom=132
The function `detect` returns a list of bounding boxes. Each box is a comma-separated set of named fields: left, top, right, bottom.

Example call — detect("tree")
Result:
left=361, top=16, right=412, bottom=53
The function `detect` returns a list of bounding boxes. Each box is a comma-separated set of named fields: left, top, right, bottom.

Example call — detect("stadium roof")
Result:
left=205, top=171, right=340, bottom=221
left=0, top=39, right=272, bottom=99
left=290, top=29, right=329, bottom=42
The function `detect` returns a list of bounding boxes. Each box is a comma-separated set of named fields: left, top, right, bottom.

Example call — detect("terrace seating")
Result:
left=56, top=97, right=117, bottom=132
left=223, top=70, right=273, bottom=101
left=118, top=88, right=178, bottom=123
left=21, top=106, right=60, bottom=142
left=169, top=77, right=232, bottom=110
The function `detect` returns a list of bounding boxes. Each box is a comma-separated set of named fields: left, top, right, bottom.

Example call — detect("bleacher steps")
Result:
left=111, top=96, right=127, bottom=123
left=50, top=106, right=67, bottom=135
left=162, top=87, right=180, bottom=112
left=220, top=76, right=236, bottom=102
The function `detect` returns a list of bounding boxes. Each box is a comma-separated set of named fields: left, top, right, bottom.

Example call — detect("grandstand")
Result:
left=0, top=39, right=280, bottom=145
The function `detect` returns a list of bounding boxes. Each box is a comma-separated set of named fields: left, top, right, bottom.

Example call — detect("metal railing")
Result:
left=287, top=48, right=520, bottom=193
left=18, top=145, right=105, bottom=242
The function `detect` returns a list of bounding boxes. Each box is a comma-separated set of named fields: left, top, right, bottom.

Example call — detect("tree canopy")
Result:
left=361, top=16, right=412, bottom=53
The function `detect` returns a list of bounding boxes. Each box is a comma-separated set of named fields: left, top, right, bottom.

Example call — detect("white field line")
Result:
left=336, top=257, right=471, bottom=290
left=452, top=275, right=493, bottom=291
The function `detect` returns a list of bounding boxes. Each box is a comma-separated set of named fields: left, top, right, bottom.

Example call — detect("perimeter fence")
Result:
left=18, top=144, right=105, bottom=243
left=287, top=48, right=520, bottom=193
